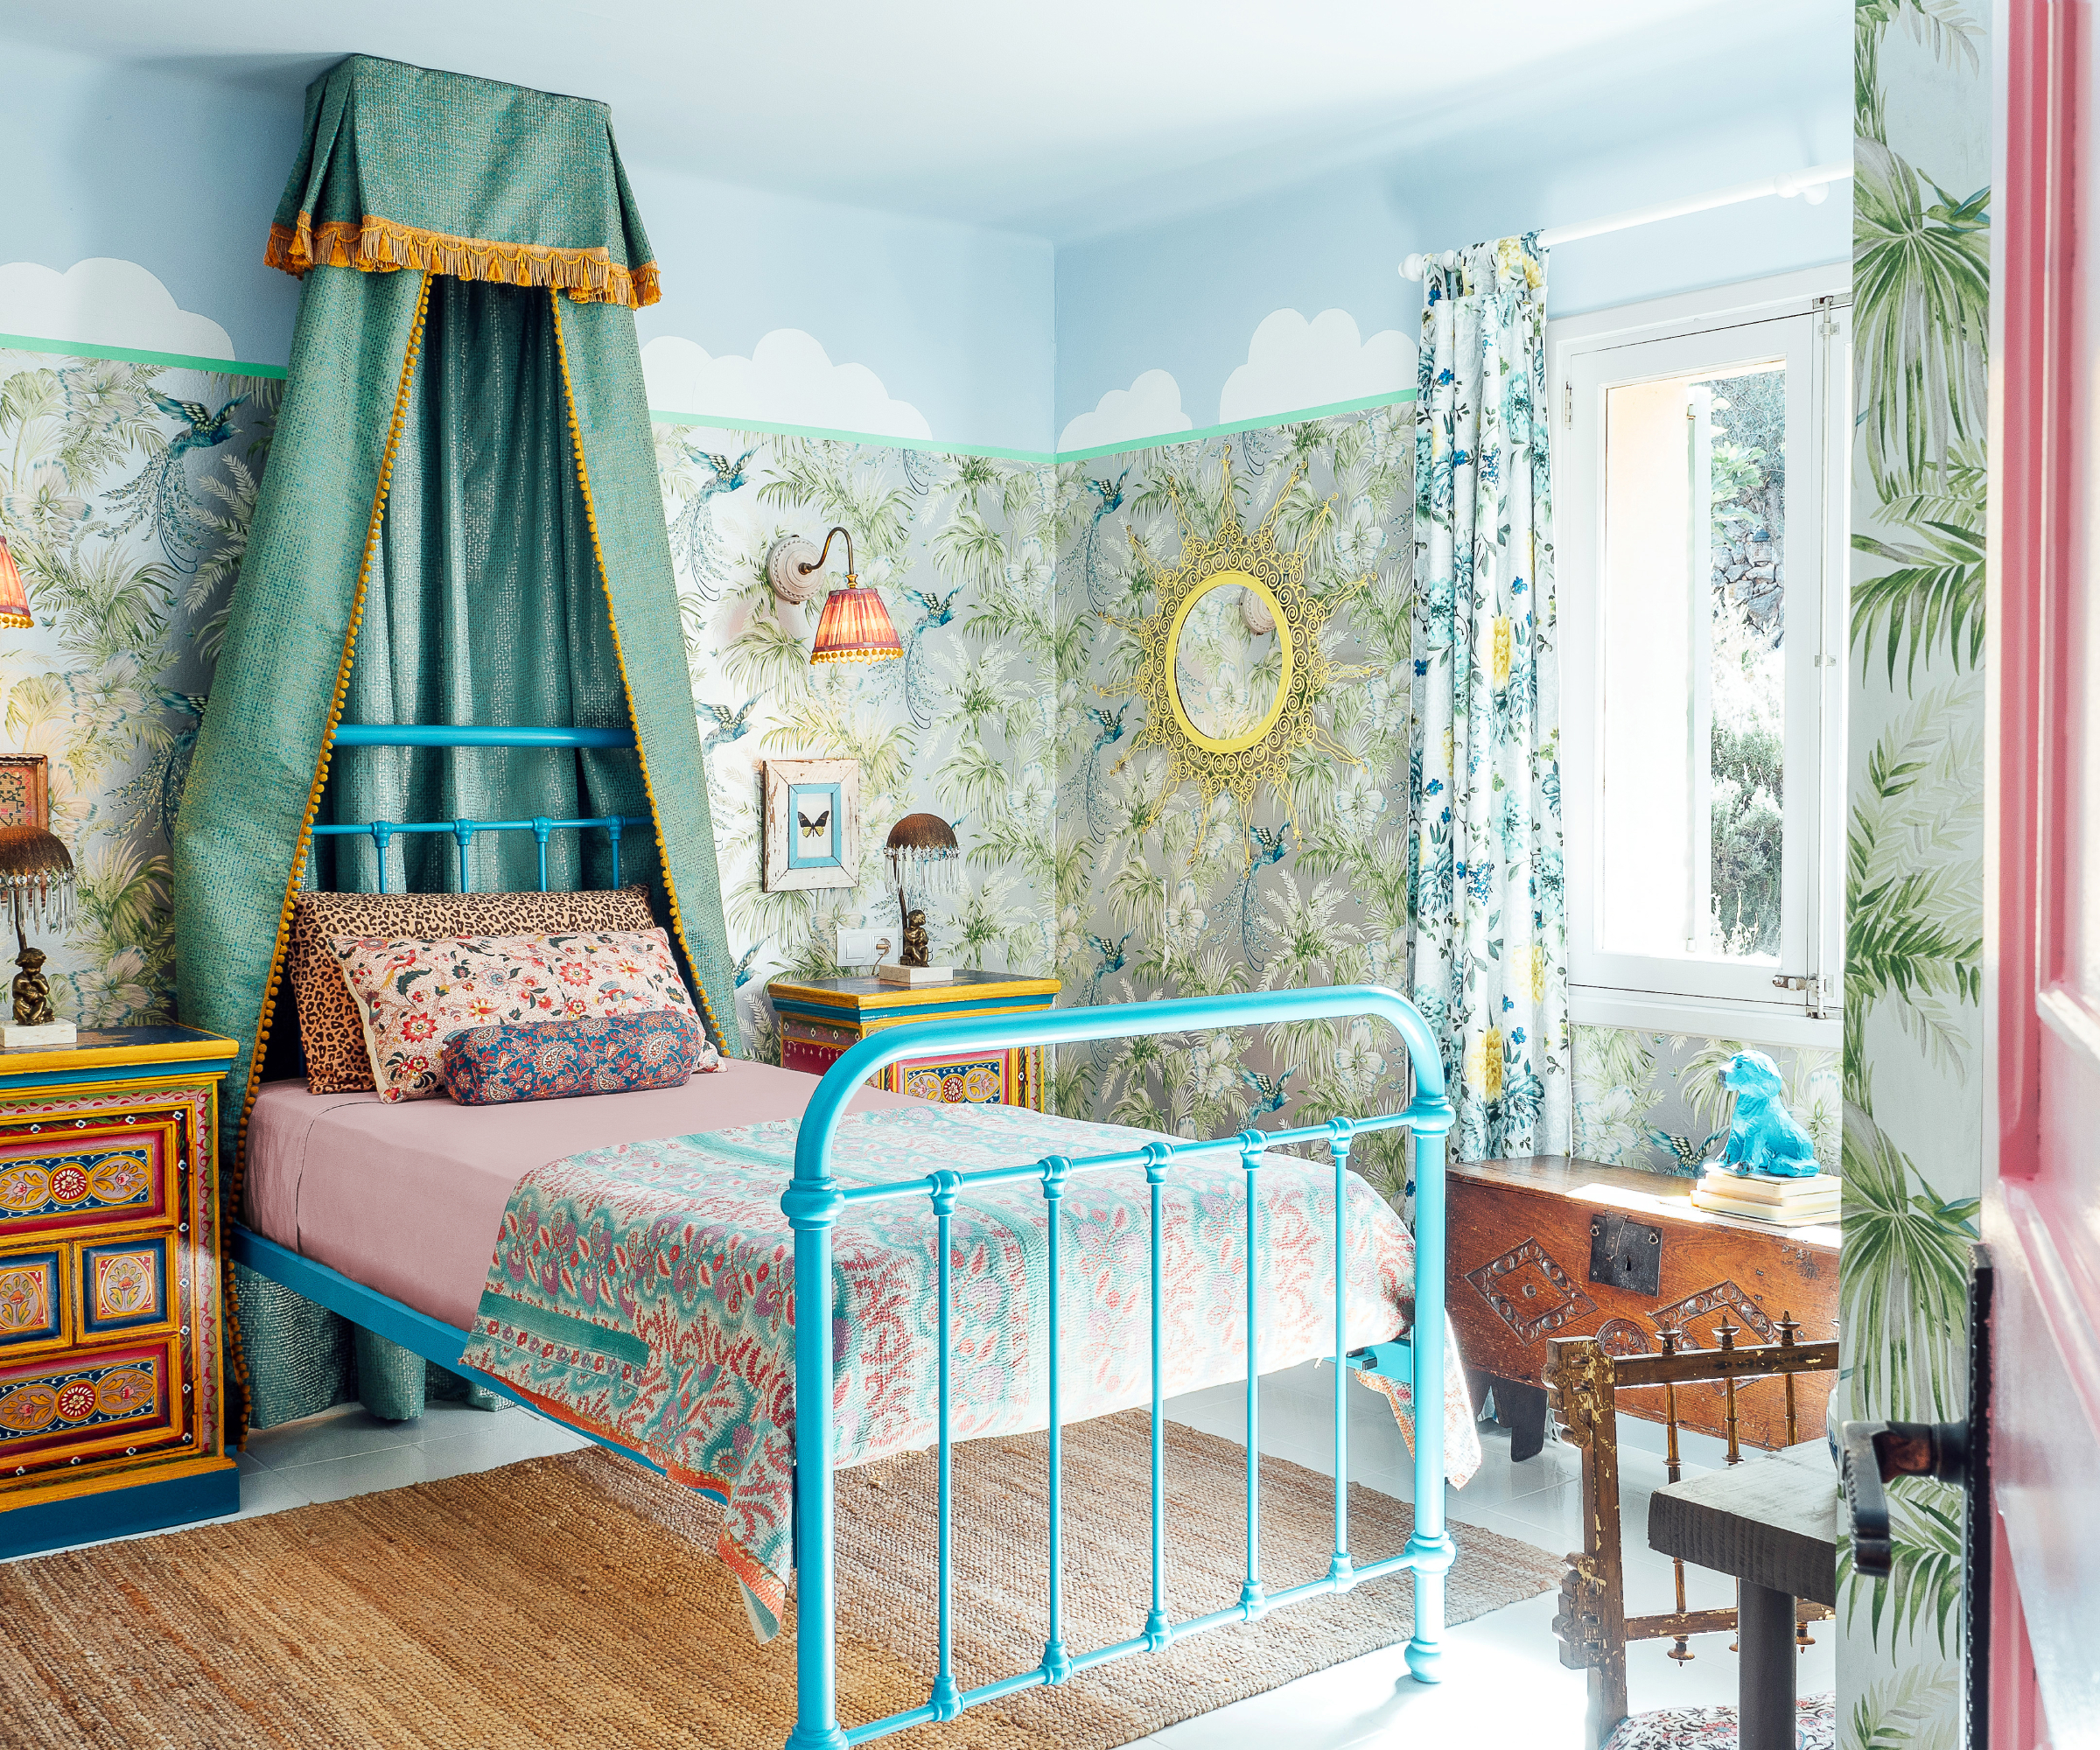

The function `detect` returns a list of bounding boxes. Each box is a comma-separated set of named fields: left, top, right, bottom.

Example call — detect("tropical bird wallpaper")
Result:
left=0, top=345, right=1838, bottom=1211
left=0, top=346, right=276, bottom=1026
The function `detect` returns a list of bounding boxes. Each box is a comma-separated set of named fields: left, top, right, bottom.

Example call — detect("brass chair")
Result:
left=1544, top=1319, right=1840, bottom=1750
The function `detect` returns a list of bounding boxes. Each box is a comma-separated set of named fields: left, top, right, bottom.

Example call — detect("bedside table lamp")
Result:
left=883, top=812, right=960, bottom=974
left=0, top=824, right=76, bottom=1046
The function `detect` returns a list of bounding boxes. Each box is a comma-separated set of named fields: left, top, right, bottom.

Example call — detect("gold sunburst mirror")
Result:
left=1101, top=456, right=1368, bottom=854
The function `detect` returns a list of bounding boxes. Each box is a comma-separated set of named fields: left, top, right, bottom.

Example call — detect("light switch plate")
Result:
left=837, top=926, right=891, bottom=967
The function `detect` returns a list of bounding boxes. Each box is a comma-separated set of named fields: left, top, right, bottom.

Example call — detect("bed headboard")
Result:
left=310, top=724, right=652, bottom=894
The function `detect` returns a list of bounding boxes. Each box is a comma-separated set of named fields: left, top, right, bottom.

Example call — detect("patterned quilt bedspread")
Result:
left=457, top=1102, right=1480, bottom=1639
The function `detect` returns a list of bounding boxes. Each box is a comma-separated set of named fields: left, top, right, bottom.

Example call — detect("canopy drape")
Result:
left=173, top=55, right=738, bottom=1435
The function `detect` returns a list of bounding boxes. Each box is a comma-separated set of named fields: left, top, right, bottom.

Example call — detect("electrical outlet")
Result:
left=837, top=926, right=892, bottom=967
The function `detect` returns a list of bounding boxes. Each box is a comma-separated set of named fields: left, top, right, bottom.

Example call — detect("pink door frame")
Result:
left=1988, top=2, right=2100, bottom=1743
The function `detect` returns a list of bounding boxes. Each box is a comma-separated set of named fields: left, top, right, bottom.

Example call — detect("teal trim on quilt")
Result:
left=475, top=1288, right=652, bottom=1368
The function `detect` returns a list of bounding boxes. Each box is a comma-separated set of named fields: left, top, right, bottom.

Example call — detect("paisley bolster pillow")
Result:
left=441, top=1011, right=719, bottom=1106
left=329, top=927, right=699, bottom=1102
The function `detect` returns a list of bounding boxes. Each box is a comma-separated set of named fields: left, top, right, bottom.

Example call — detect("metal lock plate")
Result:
left=1588, top=1211, right=1664, bottom=1298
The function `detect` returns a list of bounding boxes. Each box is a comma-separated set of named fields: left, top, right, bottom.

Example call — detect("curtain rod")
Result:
left=1397, top=162, right=1853, bottom=280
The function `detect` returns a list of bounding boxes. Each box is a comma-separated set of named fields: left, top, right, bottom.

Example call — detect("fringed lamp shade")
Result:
left=0, top=536, right=32, bottom=630
left=810, top=584, right=902, bottom=665
left=885, top=812, right=961, bottom=899
left=0, top=825, right=75, bottom=945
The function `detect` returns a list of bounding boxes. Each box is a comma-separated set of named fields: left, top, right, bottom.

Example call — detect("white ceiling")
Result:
left=4, top=0, right=1796, bottom=241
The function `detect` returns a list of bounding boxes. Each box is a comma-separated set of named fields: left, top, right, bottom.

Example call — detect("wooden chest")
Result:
left=767, top=971, right=1059, bottom=1110
left=1449, top=1156, right=1838, bottom=1453
left=0, top=1026, right=240, bottom=1557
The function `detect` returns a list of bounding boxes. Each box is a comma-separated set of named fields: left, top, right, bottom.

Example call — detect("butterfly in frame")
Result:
left=797, top=807, right=832, bottom=842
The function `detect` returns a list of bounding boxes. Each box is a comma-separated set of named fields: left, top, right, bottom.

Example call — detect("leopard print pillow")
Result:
left=285, top=886, right=657, bottom=1094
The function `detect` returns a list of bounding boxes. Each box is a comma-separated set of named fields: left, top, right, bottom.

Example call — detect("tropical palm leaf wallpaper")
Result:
left=0, top=348, right=277, bottom=1025
left=1842, top=1, right=1990, bottom=1742
left=0, top=346, right=1835, bottom=1217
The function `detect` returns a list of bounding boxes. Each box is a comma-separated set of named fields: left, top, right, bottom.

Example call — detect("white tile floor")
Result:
left=16, top=1365, right=1833, bottom=1748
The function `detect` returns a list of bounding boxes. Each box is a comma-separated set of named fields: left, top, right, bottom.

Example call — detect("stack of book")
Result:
left=1690, top=1166, right=1841, bottom=1226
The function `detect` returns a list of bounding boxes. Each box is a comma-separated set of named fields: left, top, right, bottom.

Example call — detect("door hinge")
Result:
left=1563, top=381, right=1573, bottom=429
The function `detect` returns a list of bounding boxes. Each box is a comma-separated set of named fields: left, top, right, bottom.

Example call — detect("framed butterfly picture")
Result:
left=761, top=758, right=859, bottom=892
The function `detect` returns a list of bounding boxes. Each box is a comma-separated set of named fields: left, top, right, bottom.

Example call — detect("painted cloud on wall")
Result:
left=1217, top=308, right=1414, bottom=424
left=1056, top=368, right=1192, bottom=453
left=641, top=329, right=931, bottom=441
left=0, top=258, right=234, bottom=360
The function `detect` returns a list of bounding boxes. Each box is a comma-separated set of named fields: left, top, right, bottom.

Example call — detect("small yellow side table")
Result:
left=766, top=971, right=1060, bottom=1110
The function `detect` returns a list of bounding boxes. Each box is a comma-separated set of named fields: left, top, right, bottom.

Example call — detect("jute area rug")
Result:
left=0, top=1409, right=1561, bottom=1748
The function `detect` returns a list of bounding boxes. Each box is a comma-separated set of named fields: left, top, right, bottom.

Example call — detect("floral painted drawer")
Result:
left=0, top=1026, right=239, bottom=1556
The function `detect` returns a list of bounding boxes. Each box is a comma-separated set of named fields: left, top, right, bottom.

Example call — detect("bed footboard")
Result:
left=782, top=984, right=1455, bottom=1750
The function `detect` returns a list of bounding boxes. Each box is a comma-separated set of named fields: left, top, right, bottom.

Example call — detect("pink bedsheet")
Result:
left=243, top=1061, right=919, bottom=1330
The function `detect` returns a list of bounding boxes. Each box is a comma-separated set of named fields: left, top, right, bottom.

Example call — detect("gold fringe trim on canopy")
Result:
left=228, top=270, right=434, bottom=1446
left=265, top=212, right=661, bottom=309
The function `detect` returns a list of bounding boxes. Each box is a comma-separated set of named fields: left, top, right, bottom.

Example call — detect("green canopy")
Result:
left=174, top=54, right=739, bottom=1437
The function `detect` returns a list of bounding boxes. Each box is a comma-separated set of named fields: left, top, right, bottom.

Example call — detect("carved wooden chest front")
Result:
left=1449, top=1155, right=1838, bottom=1453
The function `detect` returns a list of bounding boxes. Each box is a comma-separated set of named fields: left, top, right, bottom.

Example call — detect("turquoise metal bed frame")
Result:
left=230, top=724, right=1459, bottom=1750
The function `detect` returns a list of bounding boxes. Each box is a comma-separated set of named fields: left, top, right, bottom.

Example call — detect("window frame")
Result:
left=1550, top=266, right=1849, bottom=1050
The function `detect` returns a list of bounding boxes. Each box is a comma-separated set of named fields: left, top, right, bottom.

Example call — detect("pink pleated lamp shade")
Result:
left=0, top=537, right=31, bottom=630
left=809, top=584, right=902, bottom=665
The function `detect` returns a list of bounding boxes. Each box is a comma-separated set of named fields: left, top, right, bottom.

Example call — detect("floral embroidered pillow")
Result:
left=440, top=1011, right=719, bottom=1105
left=328, top=928, right=698, bottom=1102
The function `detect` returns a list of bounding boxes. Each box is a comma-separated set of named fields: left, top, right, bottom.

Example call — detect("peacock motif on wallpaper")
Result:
left=96, top=388, right=246, bottom=571
left=1079, top=471, right=1129, bottom=611
left=668, top=444, right=756, bottom=598
left=901, top=586, right=956, bottom=731
left=1076, top=703, right=1126, bottom=841
left=1236, top=820, right=1292, bottom=966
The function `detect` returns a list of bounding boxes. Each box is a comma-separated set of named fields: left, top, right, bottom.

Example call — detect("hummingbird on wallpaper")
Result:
left=99, top=388, right=248, bottom=571
left=1236, top=821, right=1293, bottom=969
left=1078, top=704, right=1127, bottom=841
left=668, top=445, right=756, bottom=601
left=732, top=942, right=765, bottom=988
left=1080, top=471, right=1129, bottom=611
left=1648, top=1127, right=1726, bottom=1174
left=1238, top=1066, right=1295, bottom=1116
left=901, top=587, right=957, bottom=731
left=698, top=694, right=764, bottom=756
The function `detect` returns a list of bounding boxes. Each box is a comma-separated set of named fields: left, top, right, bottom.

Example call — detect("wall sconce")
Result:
left=765, top=525, right=901, bottom=666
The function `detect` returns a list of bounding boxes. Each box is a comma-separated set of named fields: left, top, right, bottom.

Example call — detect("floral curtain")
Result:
left=1409, top=233, right=1570, bottom=1163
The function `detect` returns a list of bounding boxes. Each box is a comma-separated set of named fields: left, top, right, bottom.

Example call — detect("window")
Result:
left=1554, top=270, right=1848, bottom=1046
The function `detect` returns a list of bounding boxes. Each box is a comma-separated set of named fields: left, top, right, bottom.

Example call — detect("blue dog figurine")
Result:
left=1718, top=1050, right=1820, bottom=1177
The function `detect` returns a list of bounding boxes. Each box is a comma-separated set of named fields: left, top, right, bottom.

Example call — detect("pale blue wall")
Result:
left=1054, top=0, right=1852, bottom=439
left=4, top=20, right=1844, bottom=457
left=0, top=38, right=1057, bottom=453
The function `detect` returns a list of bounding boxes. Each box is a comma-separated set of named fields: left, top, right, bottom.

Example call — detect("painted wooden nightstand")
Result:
left=0, top=1024, right=241, bottom=1558
left=767, top=971, right=1060, bottom=1110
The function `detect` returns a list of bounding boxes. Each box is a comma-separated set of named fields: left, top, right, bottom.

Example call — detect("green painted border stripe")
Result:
left=474, top=1288, right=651, bottom=1368
left=0, top=332, right=1414, bottom=458
left=646, top=407, right=1052, bottom=461
left=1052, top=389, right=1418, bottom=463
left=650, top=388, right=1417, bottom=464
left=0, top=332, right=289, bottom=380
